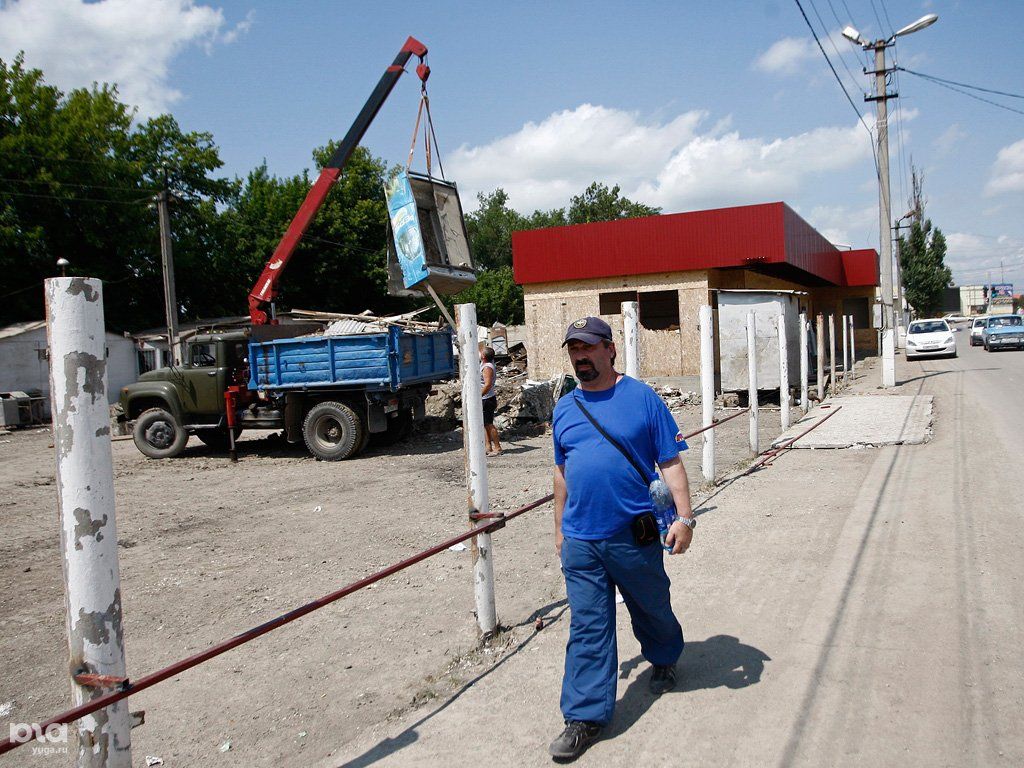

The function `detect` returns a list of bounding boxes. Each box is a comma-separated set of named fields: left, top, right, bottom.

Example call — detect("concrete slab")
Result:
left=771, top=394, right=933, bottom=449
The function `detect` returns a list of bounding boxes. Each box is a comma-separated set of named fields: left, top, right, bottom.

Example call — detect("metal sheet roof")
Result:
left=512, top=201, right=878, bottom=288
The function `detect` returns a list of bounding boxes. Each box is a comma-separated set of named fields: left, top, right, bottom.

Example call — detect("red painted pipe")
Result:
left=681, top=407, right=750, bottom=440
left=750, top=405, right=843, bottom=469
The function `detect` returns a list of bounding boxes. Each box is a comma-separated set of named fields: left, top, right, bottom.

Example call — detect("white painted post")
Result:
left=622, top=301, right=640, bottom=379
left=816, top=313, right=825, bottom=402
left=778, top=314, right=791, bottom=432
left=842, top=314, right=850, bottom=384
left=828, top=314, right=836, bottom=395
left=747, top=311, right=759, bottom=455
left=699, top=305, right=715, bottom=483
left=849, top=316, right=857, bottom=380
left=45, top=278, right=132, bottom=767
left=456, top=303, right=496, bottom=637
left=799, top=313, right=809, bottom=414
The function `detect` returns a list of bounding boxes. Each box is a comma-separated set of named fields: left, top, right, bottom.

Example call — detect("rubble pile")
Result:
left=651, top=385, right=700, bottom=409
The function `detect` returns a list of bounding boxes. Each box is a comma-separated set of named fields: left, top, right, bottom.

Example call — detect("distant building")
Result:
left=959, top=285, right=986, bottom=316
left=0, top=320, right=138, bottom=413
left=512, top=202, right=880, bottom=380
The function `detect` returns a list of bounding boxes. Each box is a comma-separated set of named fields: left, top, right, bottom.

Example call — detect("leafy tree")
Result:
left=454, top=182, right=659, bottom=325
left=566, top=182, right=660, bottom=224
left=899, top=219, right=951, bottom=317
left=0, top=54, right=231, bottom=330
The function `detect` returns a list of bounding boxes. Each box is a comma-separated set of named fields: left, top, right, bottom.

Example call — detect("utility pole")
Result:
left=868, top=41, right=896, bottom=387
left=844, top=13, right=938, bottom=388
left=156, top=167, right=180, bottom=366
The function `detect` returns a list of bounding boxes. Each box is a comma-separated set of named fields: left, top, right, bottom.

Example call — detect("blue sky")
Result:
left=2, top=0, right=1022, bottom=290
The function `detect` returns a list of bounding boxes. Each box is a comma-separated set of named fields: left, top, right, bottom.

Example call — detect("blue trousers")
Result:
left=560, top=527, right=684, bottom=724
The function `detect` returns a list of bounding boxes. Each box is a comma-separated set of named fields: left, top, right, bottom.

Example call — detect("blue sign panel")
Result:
left=991, top=283, right=1014, bottom=299
left=385, top=171, right=430, bottom=290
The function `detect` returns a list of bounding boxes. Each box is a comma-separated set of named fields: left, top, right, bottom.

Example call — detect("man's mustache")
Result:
left=573, top=358, right=594, bottom=368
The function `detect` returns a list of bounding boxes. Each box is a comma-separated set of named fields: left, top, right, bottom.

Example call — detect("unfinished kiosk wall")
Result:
left=523, top=271, right=709, bottom=379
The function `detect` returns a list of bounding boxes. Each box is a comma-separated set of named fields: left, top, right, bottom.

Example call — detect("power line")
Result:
left=899, top=70, right=1024, bottom=117
left=807, top=0, right=864, bottom=96
left=0, top=176, right=159, bottom=194
left=0, top=188, right=151, bottom=206
left=896, top=66, right=1024, bottom=100
left=792, top=0, right=880, bottom=176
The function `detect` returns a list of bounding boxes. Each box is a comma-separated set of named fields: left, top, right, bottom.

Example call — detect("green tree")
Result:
left=566, top=181, right=660, bottom=224
left=0, top=54, right=232, bottom=330
left=463, top=189, right=526, bottom=271
left=899, top=219, right=951, bottom=317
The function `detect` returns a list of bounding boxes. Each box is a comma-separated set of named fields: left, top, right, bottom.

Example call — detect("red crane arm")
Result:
left=248, top=36, right=429, bottom=325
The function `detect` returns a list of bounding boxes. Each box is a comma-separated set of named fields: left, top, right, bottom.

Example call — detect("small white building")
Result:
left=0, top=321, right=140, bottom=413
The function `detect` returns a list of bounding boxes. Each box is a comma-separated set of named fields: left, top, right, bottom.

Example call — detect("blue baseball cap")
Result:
left=562, top=317, right=613, bottom=346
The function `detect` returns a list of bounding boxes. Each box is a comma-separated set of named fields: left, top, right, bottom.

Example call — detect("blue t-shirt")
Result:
left=553, top=376, right=688, bottom=540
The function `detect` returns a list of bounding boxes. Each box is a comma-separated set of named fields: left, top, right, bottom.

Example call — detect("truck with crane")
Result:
left=119, top=37, right=472, bottom=461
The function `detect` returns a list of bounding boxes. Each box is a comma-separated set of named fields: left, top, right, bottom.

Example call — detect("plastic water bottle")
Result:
left=648, top=478, right=675, bottom=551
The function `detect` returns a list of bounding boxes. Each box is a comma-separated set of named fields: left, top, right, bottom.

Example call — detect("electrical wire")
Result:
left=792, top=0, right=880, bottom=177
left=0, top=176, right=159, bottom=194
left=898, top=71, right=1024, bottom=117
left=896, top=66, right=1024, bottom=100
left=0, top=188, right=152, bottom=206
left=807, top=0, right=864, bottom=97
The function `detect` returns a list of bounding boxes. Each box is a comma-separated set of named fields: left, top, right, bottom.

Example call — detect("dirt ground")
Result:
left=0, top=398, right=786, bottom=766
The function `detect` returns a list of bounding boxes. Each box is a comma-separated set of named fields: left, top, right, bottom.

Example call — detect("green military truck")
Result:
left=119, top=325, right=455, bottom=461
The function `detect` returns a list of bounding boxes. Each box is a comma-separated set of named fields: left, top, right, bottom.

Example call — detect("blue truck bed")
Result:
left=247, top=326, right=455, bottom=391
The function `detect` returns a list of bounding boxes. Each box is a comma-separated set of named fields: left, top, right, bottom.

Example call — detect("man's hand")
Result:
left=665, top=520, right=694, bottom=555
left=555, top=530, right=564, bottom=558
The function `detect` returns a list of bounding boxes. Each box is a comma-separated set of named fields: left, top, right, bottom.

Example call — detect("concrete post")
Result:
left=842, top=314, right=850, bottom=384
left=778, top=314, right=790, bottom=432
left=873, top=42, right=897, bottom=388
left=456, top=303, right=496, bottom=637
left=45, top=278, right=132, bottom=767
left=828, top=314, right=836, bottom=395
left=699, top=305, right=715, bottom=483
left=747, top=311, right=759, bottom=455
left=622, top=301, right=639, bottom=379
left=799, top=312, right=809, bottom=414
left=849, top=316, right=857, bottom=380
left=816, top=313, right=825, bottom=401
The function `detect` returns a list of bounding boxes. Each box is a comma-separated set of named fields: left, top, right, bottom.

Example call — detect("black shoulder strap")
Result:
left=573, top=396, right=652, bottom=484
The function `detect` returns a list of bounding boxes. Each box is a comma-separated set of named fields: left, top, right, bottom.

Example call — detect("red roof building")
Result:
left=510, top=201, right=879, bottom=379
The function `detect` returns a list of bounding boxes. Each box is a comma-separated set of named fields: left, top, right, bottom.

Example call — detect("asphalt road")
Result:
left=328, top=335, right=1024, bottom=767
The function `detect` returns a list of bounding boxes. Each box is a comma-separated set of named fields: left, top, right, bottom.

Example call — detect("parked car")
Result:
left=942, top=312, right=970, bottom=324
left=905, top=318, right=956, bottom=360
left=982, top=314, right=1024, bottom=352
left=970, top=316, right=988, bottom=346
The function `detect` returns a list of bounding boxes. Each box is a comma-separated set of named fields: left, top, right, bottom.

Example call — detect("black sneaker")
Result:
left=548, top=720, right=602, bottom=761
left=649, top=664, right=677, bottom=695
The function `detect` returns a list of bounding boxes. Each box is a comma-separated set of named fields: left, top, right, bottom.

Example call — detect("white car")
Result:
left=942, top=312, right=969, bottom=324
left=906, top=318, right=957, bottom=360
left=969, top=316, right=988, bottom=346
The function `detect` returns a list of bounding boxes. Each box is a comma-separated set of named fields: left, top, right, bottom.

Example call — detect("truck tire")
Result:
left=302, top=401, right=364, bottom=461
left=133, top=408, right=188, bottom=459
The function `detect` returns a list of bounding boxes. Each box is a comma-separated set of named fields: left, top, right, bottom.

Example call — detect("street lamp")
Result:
left=844, top=14, right=938, bottom=387
left=56, top=258, right=69, bottom=277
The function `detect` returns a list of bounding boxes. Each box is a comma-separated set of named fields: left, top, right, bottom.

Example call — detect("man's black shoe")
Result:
left=649, top=664, right=677, bottom=695
left=548, top=720, right=602, bottom=761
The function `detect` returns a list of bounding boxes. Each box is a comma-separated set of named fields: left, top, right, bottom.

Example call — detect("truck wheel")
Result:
left=370, top=408, right=413, bottom=447
left=302, top=401, right=364, bottom=460
left=133, top=408, right=188, bottom=459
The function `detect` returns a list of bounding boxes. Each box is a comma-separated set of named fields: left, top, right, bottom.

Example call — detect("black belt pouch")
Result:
left=631, top=512, right=659, bottom=546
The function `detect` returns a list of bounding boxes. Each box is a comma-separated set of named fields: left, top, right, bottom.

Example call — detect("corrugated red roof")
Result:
left=511, top=201, right=878, bottom=288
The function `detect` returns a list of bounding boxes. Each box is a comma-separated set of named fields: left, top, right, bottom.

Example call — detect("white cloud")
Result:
left=0, top=0, right=252, bottom=117
left=803, top=204, right=878, bottom=249
left=985, top=139, right=1024, bottom=196
left=945, top=231, right=1024, bottom=286
left=932, top=123, right=967, bottom=155
left=753, top=37, right=817, bottom=74
left=448, top=103, right=873, bottom=215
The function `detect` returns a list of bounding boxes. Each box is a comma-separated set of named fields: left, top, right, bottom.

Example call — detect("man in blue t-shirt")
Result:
left=547, top=316, right=696, bottom=761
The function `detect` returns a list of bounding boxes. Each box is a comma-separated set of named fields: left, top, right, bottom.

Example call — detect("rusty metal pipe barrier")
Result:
left=750, top=404, right=844, bottom=470
left=2, top=406, right=755, bottom=757
left=0, top=494, right=553, bottom=757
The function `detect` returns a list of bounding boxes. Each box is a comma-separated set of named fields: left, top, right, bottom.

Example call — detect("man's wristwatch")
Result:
left=675, top=515, right=696, bottom=530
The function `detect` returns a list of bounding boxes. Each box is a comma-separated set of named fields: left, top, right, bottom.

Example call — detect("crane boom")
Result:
left=248, top=36, right=429, bottom=325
